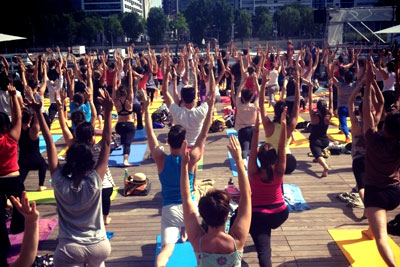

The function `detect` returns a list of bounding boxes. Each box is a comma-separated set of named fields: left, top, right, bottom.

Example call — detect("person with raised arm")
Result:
left=112, top=60, right=135, bottom=167
left=180, top=135, right=251, bottom=267
left=0, top=84, right=24, bottom=266
left=260, top=54, right=300, bottom=175
left=361, top=61, right=400, bottom=267
left=29, top=89, right=113, bottom=266
left=308, top=77, right=333, bottom=177
left=145, top=73, right=215, bottom=266
left=10, top=192, right=39, bottom=267
left=232, top=70, right=258, bottom=167
left=247, top=108, right=288, bottom=267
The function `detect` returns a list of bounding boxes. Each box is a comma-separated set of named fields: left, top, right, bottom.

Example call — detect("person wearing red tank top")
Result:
left=0, top=85, right=25, bottom=266
left=247, top=109, right=289, bottom=267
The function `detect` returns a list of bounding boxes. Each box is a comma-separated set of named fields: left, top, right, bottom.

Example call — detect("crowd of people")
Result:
left=0, top=39, right=399, bottom=267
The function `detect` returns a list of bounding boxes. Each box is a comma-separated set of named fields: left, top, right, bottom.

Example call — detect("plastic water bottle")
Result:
left=124, top=168, right=128, bottom=183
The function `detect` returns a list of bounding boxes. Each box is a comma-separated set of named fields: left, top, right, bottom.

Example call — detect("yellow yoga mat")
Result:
left=328, top=229, right=400, bottom=267
left=26, top=187, right=120, bottom=204
left=327, top=128, right=351, bottom=143
left=290, top=130, right=309, bottom=149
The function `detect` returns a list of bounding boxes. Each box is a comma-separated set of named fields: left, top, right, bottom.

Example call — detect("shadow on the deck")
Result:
left=106, top=243, right=156, bottom=267
left=112, top=191, right=162, bottom=216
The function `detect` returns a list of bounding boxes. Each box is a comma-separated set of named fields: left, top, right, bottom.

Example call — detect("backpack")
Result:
left=224, top=114, right=235, bottom=128
left=209, top=120, right=225, bottom=133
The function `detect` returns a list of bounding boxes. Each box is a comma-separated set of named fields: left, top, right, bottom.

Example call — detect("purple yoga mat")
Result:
left=6, top=218, right=58, bottom=265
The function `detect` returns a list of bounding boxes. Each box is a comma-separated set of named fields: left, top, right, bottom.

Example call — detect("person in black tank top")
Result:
left=18, top=108, right=47, bottom=191
left=308, top=82, right=332, bottom=177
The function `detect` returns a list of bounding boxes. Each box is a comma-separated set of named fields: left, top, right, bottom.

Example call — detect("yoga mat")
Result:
left=328, top=229, right=400, bottom=267
left=155, top=235, right=197, bottom=267
left=227, top=151, right=238, bottom=177
left=197, top=156, right=203, bottom=172
left=108, top=143, right=148, bottom=167
left=7, top=218, right=58, bottom=265
left=283, top=184, right=309, bottom=212
left=133, top=128, right=147, bottom=141
left=221, top=96, right=231, bottom=105
left=107, top=232, right=114, bottom=240
left=39, top=135, right=63, bottom=154
left=327, top=128, right=351, bottom=143
left=26, top=187, right=119, bottom=205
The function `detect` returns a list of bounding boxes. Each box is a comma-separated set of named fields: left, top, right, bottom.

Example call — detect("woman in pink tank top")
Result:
left=247, top=109, right=289, bottom=267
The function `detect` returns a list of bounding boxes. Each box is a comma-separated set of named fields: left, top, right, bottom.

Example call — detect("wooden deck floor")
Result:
left=23, top=101, right=400, bottom=267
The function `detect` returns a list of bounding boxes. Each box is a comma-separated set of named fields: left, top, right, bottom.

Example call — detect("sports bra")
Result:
left=117, top=98, right=133, bottom=116
left=196, top=235, right=242, bottom=267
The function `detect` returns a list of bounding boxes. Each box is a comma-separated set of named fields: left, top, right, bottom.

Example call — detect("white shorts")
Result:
left=161, top=203, right=185, bottom=245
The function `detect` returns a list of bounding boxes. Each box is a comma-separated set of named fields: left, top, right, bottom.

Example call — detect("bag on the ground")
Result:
left=32, top=254, right=54, bottom=267
left=124, top=173, right=151, bottom=196
left=296, top=121, right=310, bottom=129
left=388, top=213, right=400, bottom=236
left=209, top=120, right=225, bottom=133
left=224, top=114, right=235, bottom=128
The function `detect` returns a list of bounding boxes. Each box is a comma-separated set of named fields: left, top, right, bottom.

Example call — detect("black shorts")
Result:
left=364, top=184, right=400, bottom=211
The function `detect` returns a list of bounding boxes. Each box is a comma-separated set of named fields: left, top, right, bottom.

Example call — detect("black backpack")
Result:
left=209, top=120, right=225, bottom=133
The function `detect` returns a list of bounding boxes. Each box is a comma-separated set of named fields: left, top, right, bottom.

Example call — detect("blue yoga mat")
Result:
left=39, top=135, right=63, bottom=154
left=108, top=143, right=147, bottom=167
left=226, top=128, right=238, bottom=138
left=133, top=128, right=147, bottom=141
left=155, top=235, right=197, bottom=267
left=283, top=184, right=309, bottom=212
left=106, top=232, right=114, bottom=240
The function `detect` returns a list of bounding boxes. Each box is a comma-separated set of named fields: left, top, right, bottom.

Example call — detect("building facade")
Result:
left=82, top=0, right=144, bottom=17
left=312, top=0, right=379, bottom=8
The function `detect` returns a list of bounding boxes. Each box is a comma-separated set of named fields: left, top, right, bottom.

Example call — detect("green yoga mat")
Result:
left=198, top=156, right=203, bottom=171
left=26, top=187, right=120, bottom=204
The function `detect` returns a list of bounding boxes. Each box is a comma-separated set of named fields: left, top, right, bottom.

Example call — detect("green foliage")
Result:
left=213, top=0, right=234, bottom=45
left=121, top=12, right=145, bottom=42
left=185, top=0, right=213, bottom=45
left=147, top=7, right=168, bottom=45
left=104, top=15, right=123, bottom=45
left=77, top=14, right=104, bottom=46
left=171, top=13, right=188, bottom=40
left=253, top=6, right=273, bottom=39
left=235, top=9, right=252, bottom=40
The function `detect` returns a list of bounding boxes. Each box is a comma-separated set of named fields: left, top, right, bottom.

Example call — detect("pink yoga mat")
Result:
left=7, top=218, right=58, bottom=265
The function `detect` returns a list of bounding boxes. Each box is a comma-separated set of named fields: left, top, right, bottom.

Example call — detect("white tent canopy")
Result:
left=0, top=33, right=26, bottom=42
left=375, top=25, right=400, bottom=34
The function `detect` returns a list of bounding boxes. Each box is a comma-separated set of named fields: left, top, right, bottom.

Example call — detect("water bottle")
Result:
left=124, top=168, right=128, bottom=183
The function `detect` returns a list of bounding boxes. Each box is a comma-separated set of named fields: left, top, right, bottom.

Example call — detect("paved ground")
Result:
left=22, top=99, right=400, bottom=267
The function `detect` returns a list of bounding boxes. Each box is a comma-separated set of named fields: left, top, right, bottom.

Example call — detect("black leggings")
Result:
left=147, top=88, right=156, bottom=103
left=309, top=137, right=329, bottom=159
left=132, top=103, right=143, bottom=130
left=102, top=187, right=113, bottom=216
left=0, top=177, right=25, bottom=265
left=238, top=126, right=254, bottom=159
left=250, top=208, right=289, bottom=267
left=48, top=103, right=58, bottom=125
left=352, top=157, right=365, bottom=190
left=18, top=156, right=48, bottom=186
left=285, top=154, right=297, bottom=174
left=115, top=122, right=135, bottom=155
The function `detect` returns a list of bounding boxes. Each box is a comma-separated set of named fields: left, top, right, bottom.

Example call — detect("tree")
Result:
left=235, top=9, right=252, bottom=41
left=147, top=7, right=168, bottom=45
left=279, top=7, right=300, bottom=37
left=121, top=12, right=145, bottom=42
left=253, top=6, right=272, bottom=39
left=77, top=14, right=103, bottom=46
left=213, top=0, right=234, bottom=45
left=185, top=0, right=213, bottom=46
left=171, top=12, right=188, bottom=41
left=104, top=14, right=123, bottom=46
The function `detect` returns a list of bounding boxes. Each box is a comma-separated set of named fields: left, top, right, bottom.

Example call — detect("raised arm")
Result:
left=161, top=57, right=174, bottom=108
left=94, top=90, right=113, bottom=180
left=0, top=55, right=9, bottom=75
left=228, top=135, right=251, bottom=250
left=248, top=113, right=260, bottom=177
left=275, top=108, right=287, bottom=176
left=143, top=92, right=165, bottom=171
left=348, top=79, right=364, bottom=135
left=288, top=62, right=300, bottom=135
left=8, top=85, right=22, bottom=141
left=10, top=192, right=39, bottom=267
left=259, top=70, right=273, bottom=134
left=180, top=140, right=203, bottom=249
left=371, top=78, right=384, bottom=124
left=363, top=62, right=375, bottom=135
left=30, top=100, right=58, bottom=174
